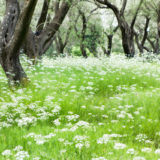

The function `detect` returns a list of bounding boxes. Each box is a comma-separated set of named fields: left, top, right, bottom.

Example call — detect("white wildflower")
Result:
left=114, top=143, right=126, bottom=150
left=141, top=147, right=152, bottom=153
left=92, top=157, right=107, bottom=160
left=2, top=149, right=12, bottom=156
left=155, top=149, right=160, bottom=155
left=133, top=156, right=146, bottom=160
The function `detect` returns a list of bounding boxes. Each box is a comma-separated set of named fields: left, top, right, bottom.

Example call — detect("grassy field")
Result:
left=1, top=55, right=160, bottom=160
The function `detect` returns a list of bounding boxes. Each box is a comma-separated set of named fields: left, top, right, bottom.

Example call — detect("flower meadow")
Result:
left=1, top=55, right=160, bottom=159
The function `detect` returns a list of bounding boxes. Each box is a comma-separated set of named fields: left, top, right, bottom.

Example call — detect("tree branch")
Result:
left=36, top=0, right=50, bottom=33
left=96, top=0, right=119, bottom=15
left=141, top=16, right=150, bottom=47
left=120, top=0, right=127, bottom=16
left=130, top=0, right=144, bottom=30
left=38, top=0, right=72, bottom=55
left=8, top=0, right=38, bottom=57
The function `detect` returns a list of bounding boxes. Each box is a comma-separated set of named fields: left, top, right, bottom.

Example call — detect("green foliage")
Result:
left=71, top=46, right=93, bottom=57
left=71, top=46, right=82, bottom=56
left=85, top=21, right=103, bottom=55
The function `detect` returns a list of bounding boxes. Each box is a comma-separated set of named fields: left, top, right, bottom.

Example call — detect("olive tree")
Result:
left=95, top=0, right=144, bottom=57
left=0, top=0, right=38, bottom=85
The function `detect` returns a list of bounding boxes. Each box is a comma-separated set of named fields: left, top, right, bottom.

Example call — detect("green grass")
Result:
left=1, top=56, right=160, bottom=160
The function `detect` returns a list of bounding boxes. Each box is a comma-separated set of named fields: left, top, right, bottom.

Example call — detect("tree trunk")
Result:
left=135, top=33, right=144, bottom=53
left=0, top=0, right=38, bottom=85
left=1, top=50, right=27, bottom=84
left=112, top=12, right=135, bottom=57
left=157, top=2, right=160, bottom=37
left=59, top=47, right=64, bottom=55
left=79, top=9, right=88, bottom=58
left=155, top=4, right=160, bottom=54
left=55, top=37, right=65, bottom=55
left=36, top=0, right=50, bottom=33
left=80, top=41, right=87, bottom=58
left=59, top=47, right=64, bottom=54
left=154, top=34, right=159, bottom=54
left=24, top=1, right=71, bottom=59
left=0, top=0, right=23, bottom=84
left=118, top=23, right=134, bottom=57
left=107, top=35, right=113, bottom=56
left=102, top=46, right=108, bottom=56
left=96, top=0, right=143, bottom=57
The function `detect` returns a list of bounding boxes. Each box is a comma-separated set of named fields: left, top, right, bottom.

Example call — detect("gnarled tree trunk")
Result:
left=0, top=0, right=38, bottom=85
left=24, top=0, right=72, bottom=59
left=96, top=0, right=143, bottom=57
left=120, top=22, right=135, bottom=57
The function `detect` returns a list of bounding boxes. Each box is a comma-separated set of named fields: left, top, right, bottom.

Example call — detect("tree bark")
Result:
left=24, top=1, right=72, bottom=59
left=79, top=9, right=88, bottom=58
left=103, top=26, right=118, bottom=56
left=155, top=3, right=160, bottom=54
left=55, top=25, right=72, bottom=55
left=135, top=17, right=150, bottom=53
left=55, top=34, right=65, bottom=55
left=96, top=0, right=143, bottom=57
left=120, top=22, right=135, bottom=57
left=74, top=8, right=88, bottom=58
left=80, top=41, right=87, bottom=58
left=0, top=0, right=38, bottom=84
left=101, top=35, right=113, bottom=56
left=36, top=0, right=50, bottom=34
left=107, top=35, right=113, bottom=56
left=145, top=3, right=160, bottom=54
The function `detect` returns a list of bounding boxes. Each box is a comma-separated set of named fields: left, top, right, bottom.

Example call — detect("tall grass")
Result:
left=0, top=55, right=160, bottom=160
